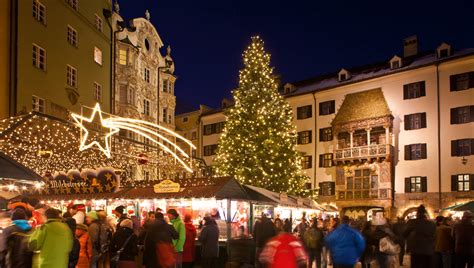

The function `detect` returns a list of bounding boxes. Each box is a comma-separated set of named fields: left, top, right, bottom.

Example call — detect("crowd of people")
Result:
left=0, top=199, right=472, bottom=268
left=0, top=198, right=220, bottom=268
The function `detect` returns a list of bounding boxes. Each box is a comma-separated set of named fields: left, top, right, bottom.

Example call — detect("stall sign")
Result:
left=154, top=179, right=180, bottom=193
left=41, top=168, right=119, bottom=194
left=279, top=192, right=288, bottom=203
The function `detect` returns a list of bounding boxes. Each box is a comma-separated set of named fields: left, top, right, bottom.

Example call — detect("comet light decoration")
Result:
left=71, top=103, right=196, bottom=172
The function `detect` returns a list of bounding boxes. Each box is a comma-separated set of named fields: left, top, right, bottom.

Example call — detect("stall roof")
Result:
left=0, top=151, right=43, bottom=181
left=244, top=185, right=323, bottom=210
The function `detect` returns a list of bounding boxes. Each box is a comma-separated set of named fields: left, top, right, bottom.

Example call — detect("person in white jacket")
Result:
left=70, top=204, right=86, bottom=224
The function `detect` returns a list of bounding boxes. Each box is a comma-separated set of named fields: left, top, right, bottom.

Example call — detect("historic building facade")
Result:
left=196, top=38, right=474, bottom=218
left=1, top=0, right=112, bottom=119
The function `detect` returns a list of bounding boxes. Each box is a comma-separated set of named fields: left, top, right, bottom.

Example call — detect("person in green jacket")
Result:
left=29, top=208, right=73, bottom=268
left=167, top=209, right=186, bottom=268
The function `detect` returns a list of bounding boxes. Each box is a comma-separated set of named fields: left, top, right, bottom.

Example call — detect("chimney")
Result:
left=403, top=35, right=418, bottom=58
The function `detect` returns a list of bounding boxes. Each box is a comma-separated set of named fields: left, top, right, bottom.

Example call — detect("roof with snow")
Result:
left=332, top=88, right=391, bottom=125
left=285, top=48, right=474, bottom=97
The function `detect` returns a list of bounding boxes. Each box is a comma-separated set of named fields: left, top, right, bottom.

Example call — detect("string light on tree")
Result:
left=215, top=36, right=309, bottom=196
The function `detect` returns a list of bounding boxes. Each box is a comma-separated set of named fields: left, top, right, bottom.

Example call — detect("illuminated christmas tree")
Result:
left=215, top=36, right=308, bottom=196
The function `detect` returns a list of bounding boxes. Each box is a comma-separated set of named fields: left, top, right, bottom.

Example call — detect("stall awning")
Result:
left=443, top=201, right=474, bottom=212
left=0, top=151, right=43, bottom=181
left=244, top=185, right=324, bottom=210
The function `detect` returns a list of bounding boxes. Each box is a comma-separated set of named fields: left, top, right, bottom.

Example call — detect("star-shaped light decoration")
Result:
left=71, top=103, right=119, bottom=158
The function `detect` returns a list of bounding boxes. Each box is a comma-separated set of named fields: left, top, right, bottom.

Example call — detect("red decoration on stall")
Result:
left=138, top=153, right=148, bottom=165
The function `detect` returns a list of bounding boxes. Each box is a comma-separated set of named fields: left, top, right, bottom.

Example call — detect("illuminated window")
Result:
left=405, top=176, right=427, bottom=193
left=319, top=127, right=333, bottom=142
left=302, top=155, right=312, bottom=169
left=204, top=144, right=218, bottom=156
left=453, top=174, right=471, bottom=192
left=94, top=47, right=102, bottom=65
left=297, top=131, right=312, bottom=144
left=32, top=44, right=46, bottom=70
left=319, top=153, right=333, bottom=168
left=119, top=49, right=127, bottom=65
left=66, top=65, right=77, bottom=88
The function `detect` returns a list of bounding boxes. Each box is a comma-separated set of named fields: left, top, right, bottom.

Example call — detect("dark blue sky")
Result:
left=120, top=0, right=474, bottom=113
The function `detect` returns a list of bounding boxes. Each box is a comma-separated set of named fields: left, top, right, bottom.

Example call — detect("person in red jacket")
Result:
left=182, top=214, right=197, bottom=268
left=259, top=231, right=308, bottom=268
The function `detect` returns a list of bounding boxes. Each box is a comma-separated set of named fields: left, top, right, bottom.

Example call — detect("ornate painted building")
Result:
left=112, top=7, right=178, bottom=181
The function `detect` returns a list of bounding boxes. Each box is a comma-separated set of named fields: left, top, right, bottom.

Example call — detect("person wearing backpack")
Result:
left=3, top=209, right=33, bottom=268
left=304, top=218, right=324, bottom=268
left=87, top=211, right=110, bottom=268
left=259, top=227, right=308, bottom=268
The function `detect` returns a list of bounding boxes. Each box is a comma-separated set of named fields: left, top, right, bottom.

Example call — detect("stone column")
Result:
left=366, top=128, right=371, bottom=145
left=349, top=130, right=354, bottom=148
left=384, top=126, right=390, bottom=144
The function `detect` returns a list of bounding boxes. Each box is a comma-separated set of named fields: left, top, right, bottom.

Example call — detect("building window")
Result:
left=183, top=117, right=188, bottom=122
left=119, top=85, right=135, bottom=106
left=319, top=182, right=335, bottom=196
left=32, top=0, right=46, bottom=24
left=391, top=60, right=400, bottom=70
left=302, top=155, right=312, bottom=169
left=67, top=25, right=78, bottom=47
left=319, top=153, right=333, bottom=168
left=94, top=47, right=102, bottom=65
left=404, top=143, right=427, bottom=160
left=32, top=44, right=46, bottom=70
left=162, top=79, right=169, bottom=92
left=296, top=105, right=312, bottom=120
left=297, top=131, right=312, bottom=144
left=450, top=72, right=474, bottom=91
left=203, top=122, right=225, bottom=135
left=144, top=68, right=150, bottom=83
left=32, top=96, right=45, bottom=113
left=67, top=0, right=78, bottom=10
left=405, top=176, right=427, bottom=193
left=403, top=81, right=426, bottom=99
left=94, top=14, right=102, bottom=32
left=204, top=144, right=218, bottom=156
left=451, top=139, right=474, bottom=156
left=66, top=65, right=77, bottom=88
left=319, top=127, right=333, bottom=142
left=404, top=113, right=427, bottom=130
left=162, top=108, right=168, bottom=123
left=191, top=131, right=197, bottom=140
left=169, top=81, right=174, bottom=94
left=93, top=82, right=102, bottom=102
left=451, top=174, right=472, bottom=192
left=119, top=49, right=127, bottom=65
left=451, top=106, right=474, bottom=124
left=319, top=100, right=335, bottom=115
left=143, top=99, right=150, bottom=116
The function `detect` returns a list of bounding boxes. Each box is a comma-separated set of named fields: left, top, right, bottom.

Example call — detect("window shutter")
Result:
left=421, top=113, right=427, bottom=128
left=421, top=177, right=428, bottom=192
left=403, top=85, right=408, bottom=99
left=404, top=115, right=410, bottom=130
left=405, top=177, right=411, bottom=193
left=469, top=72, right=474, bottom=88
left=319, top=128, right=323, bottom=142
left=451, top=175, right=458, bottom=191
left=450, top=75, right=456, bottom=91
left=308, top=106, right=312, bottom=118
left=308, top=131, right=312, bottom=143
left=319, top=103, right=323, bottom=115
left=421, top=144, right=427, bottom=159
left=470, top=106, right=474, bottom=122
left=451, top=140, right=458, bottom=156
left=470, top=174, right=474, bottom=191
left=405, top=145, right=411, bottom=160
left=319, top=155, right=323, bottom=168
left=330, top=101, right=335, bottom=114
left=330, top=182, right=335, bottom=195
left=420, top=81, right=426, bottom=96
left=471, top=139, right=474, bottom=155
left=296, top=107, right=301, bottom=120
left=450, top=108, right=457, bottom=124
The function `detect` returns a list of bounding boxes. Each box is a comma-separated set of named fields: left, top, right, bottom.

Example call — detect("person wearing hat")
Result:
left=452, top=211, right=473, bottom=268
left=70, top=204, right=86, bottom=224
left=29, top=208, right=73, bottom=268
left=403, top=205, right=436, bottom=267
left=76, top=224, right=92, bottom=268
left=86, top=211, right=109, bottom=268
left=167, top=209, right=186, bottom=268
left=111, top=219, right=138, bottom=268
left=2, top=209, right=33, bottom=267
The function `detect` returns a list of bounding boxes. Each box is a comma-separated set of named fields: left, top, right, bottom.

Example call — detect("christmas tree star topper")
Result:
left=71, top=103, right=119, bottom=158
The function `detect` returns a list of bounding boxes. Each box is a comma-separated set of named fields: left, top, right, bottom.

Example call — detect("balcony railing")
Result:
left=334, top=144, right=392, bottom=161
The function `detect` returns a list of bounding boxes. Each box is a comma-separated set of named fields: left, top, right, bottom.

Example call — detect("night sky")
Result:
left=119, top=0, right=474, bottom=113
